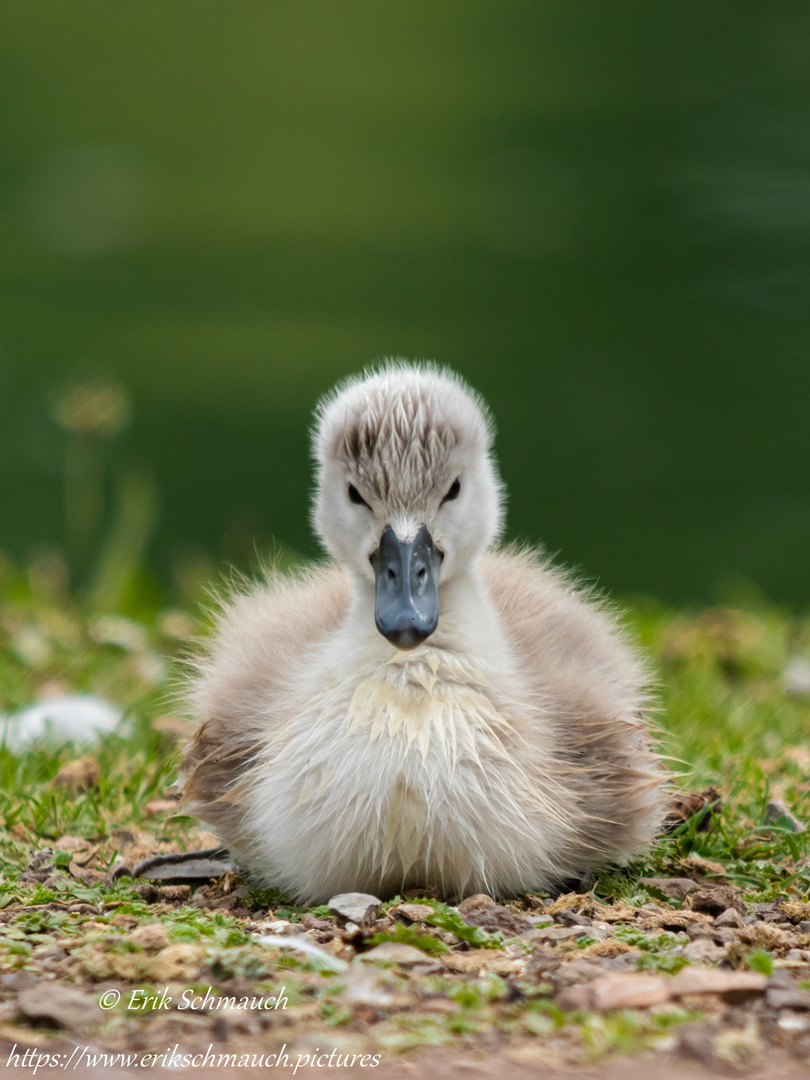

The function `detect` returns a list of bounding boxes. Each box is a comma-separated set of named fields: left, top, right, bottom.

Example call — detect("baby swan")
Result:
left=184, top=363, right=666, bottom=904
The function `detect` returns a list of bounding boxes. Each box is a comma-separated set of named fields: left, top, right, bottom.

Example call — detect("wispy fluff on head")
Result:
left=313, top=360, right=496, bottom=515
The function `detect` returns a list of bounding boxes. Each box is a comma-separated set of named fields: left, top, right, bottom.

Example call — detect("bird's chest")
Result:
left=246, top=649, right=545, bottom=899
left=273, top=650, right=523, bottom=820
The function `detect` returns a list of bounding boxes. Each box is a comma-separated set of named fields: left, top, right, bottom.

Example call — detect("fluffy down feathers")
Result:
left=182, top=362, right=667, bottom=902
left=184, top=552, right=665, bottom=902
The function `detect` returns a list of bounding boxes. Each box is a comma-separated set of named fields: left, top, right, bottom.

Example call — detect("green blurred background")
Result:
left=1, top=2, right=809, bottom=609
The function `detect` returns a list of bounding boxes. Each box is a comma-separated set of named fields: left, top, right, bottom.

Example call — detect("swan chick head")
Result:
left=312, top=362, right=504, bottom=649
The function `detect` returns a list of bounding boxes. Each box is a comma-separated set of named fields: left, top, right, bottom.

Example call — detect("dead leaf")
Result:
left=577, top=939, right=635, bottom=960
left=546, top=893, right=593, bottom=916
left=67, top=860, right=106, bottom=885
left=591, top=901, right=638, bottom=923
left=679, top=853, right=728, bottom=878
left=663, top=786, right=722, bottom=834
left=780, top=899, right=810, bottom=923
left=712, top=1024, right=762, bottom=1067
left=639, top=909, right=714, bottom=932
left=739, top=923, right=794, bottom=951
left=53, top=756, right=99, bottom=792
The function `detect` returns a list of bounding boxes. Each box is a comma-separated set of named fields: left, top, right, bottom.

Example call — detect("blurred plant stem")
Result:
left=64, top=431, right=104, bottom=576
left=87, top=464, right=159, bottom=612
left=51, top=377, right=132, bottom=589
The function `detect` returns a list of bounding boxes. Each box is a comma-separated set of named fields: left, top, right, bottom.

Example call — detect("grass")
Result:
left=1, top=555, right=810, bottom=1064
left=1, top=563, right=808, bottom=886
left=1, top=560, right=810, bottom=897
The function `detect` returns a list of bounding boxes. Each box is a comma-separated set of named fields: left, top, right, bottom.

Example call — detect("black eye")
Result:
left=442, top=477, right=461, bottom=504
left=348, top=483, right=370, bottom=508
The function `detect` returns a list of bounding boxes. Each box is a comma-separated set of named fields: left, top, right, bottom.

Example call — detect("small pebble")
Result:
left=328, top=892, right=382, bottom=927
left=715, top=907, right=744, bottom=929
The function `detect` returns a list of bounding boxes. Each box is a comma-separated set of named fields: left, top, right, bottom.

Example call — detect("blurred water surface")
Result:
left=1, top=2, right=809, bottom=604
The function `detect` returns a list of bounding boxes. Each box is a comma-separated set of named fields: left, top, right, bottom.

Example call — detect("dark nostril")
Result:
left=387, top=567, right=396, bottom=581
left=417, top=566, right=426, bottom=581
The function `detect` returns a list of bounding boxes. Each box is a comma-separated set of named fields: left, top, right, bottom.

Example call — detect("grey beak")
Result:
left=371, top=525, right=442, bottom=649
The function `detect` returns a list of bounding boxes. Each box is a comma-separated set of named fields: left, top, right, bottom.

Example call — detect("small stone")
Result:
left=53, top=835, right=92, bottom=852
left=638, top=877, right=699, bottom=901
left=767, top=969, right=794, bottom=989
left=393, top=903, right=435, bottom=923
left=18, top=984, right=96, bottom=1032
left=27, top=849, right=53, bottom=872
left=713, top=927, right=740, bottom=945
left=677, top=1021, right=717, bottom=1062
left=777, top=1011, right=808, bottom=1032
left=557, top=973, right=670, bottom=1011
left=800, top=921, right=810, bottom=934
left=522, top=925, right=587, bottom=944
left=302, top=913, right=333, bottom=932
left=528, top=914, right=554, bottom=928
left=457, top=894, right=497, bottom=915
left=129, top=923, right=170, bottom=951
left=462, top=904, right=533, bottom=936
left=682, top=939, right=726, bottom=963
left=525, top=946, right=561, bottom=981
left=598, top=954, right=640, bottom=972
left=714, top=907, right=744, bottom=929
left=685, top=885, right=746, bottom=917
left=328, top=892, right=382, bottom=927
left=360, top=942, right=437, bottom=967
left=553, top=960, right=607, bottom=987
left=750, top=900, right=791, bottom=923
left=764, top=799, right=806, bottom=834
left=766, top=987, right=810, bottom=1010
left=686, top=922, right=714, bottom=941
left=556, top=909, right=592, bottom=927
left=31, top=944, right=68, bottom=962
left=152, top=943, right=204, bottom=981
left=669, top=967, right=767, bottom=1001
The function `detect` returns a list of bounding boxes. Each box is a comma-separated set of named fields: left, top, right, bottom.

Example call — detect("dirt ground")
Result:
left=1, top=1043, right=809, bottom=1080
